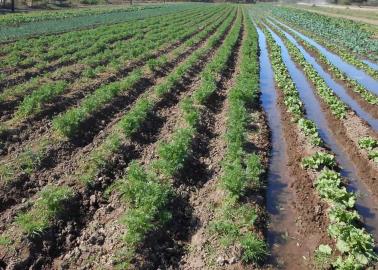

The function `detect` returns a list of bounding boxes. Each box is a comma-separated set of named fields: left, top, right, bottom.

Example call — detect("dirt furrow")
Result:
left=0, top=8, right=212, bottom=91
left=56, top=13, right=238, bottom=270
left=0, top=13, right=237, bottom=269
left=56, top=60, right=207, bottom=270
left=273, top=22, right=378, bottom=201
left=54, top=13, right=239, bottom=270
left=272, top=85, right=333, bottom=269
left=306, top=81, right=378, bottom=200
left=298, top=42, right=378, bottom=120
left=0, top=16, right=220, bottom=154
left=0, top=14, right=231, bottom=218
left=0, top=9, right=224, bottom=123
left=0, top=9, right=230, bottom=161
left=173, top=19, right=244, bottom=270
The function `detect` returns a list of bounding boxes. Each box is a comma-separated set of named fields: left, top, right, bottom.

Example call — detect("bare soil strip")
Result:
left=274, top=84, right=333, bottom=269
left=267, top=19, right=378, bottom=201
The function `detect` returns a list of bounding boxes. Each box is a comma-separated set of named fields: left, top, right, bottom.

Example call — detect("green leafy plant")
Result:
left=241, top=232, right=268, bottom=263
left=314, top=244, right=333, bottom=269
left=15, top=81, right=68, bottom=118
left=268, top=21, right=347, bottom=120
left=329, top=223, right=377, bottom=268
left=0, top=235, right=12, bottom=246
left=75, top=7, right=234, bottom=187
left=358, top=137, right=377, bottom=151
left=298, top=118, right=323, bottom=146
left=315, top=169, right=356, bottom=208
left=302, top=152, right=336, bottom=169
left=358, top=137, right=378, bottom=163
left=16, top=185, right=73, bottom=235
left=153, top=127, right=194, bottom=178
left=53, top=69, right=142, bottom=138
left=112, top=10, right=242, bottom=266
left=211, top=13, right=268, bottom=265
left=368, top=150, right=378, bottom=163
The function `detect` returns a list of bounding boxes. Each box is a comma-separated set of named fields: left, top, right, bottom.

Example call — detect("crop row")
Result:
left=0, top=3, right=201, bottom=42
left=0, top=7, right=237, bottom=264
left=107, top=9, right=242, bottom=267
left=270, top=6, right=378, bottom=62
left=0, top=8, right=219, bottom=109
left=266, top=20, right=348, bottom=119
left=0, top=7, right=233, bottom=185
left=0, top=5, right=159, bottom=27
left=267, top=20, right=378, bottom=171
left=263, top=22, right=377, bottom=269
left=2, top=8, right=223, bottom=124
left=272, top=20, right=378, bottom=106
left=209, top=11, right=268, bottom=264
left=259, top=24, right=322, bottom=146
left=51, top=8, right=231, bottom=139
left=0, top=6, right=215, bottom=72
left=0, top=8, right=205, bottom=90
left=75, top=6, right=236, bottom=186
left=268, top=15, right=378, bottom=82
left=358, top=137, right=378, bottom=164
left=0, top=7, right=217, bottom=89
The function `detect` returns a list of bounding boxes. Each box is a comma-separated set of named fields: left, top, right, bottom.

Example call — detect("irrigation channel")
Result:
left=363, top=59, right=378, bottom=71
left=256, top=22, right=309, bottom=269
left=266, top=19, right=378, bottom=131
left=252, top=13, right=378, bottom=268
left=270, top=17, right=378, bottom=96
left=265, top=21, right=378, bottom=244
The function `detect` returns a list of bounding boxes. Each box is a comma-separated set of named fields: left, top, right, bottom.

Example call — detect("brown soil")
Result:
left=281, top=32, right=378, bottom=199
left=309, top=83, right=378, bottom=199
left=127, top=15, right=240, bottom=270
left=271, top=22, right=378, bottom=202
left=0, top=11, right=236, bottom=270
left=274, top=86, right=334, bottom=269
left=0, top=12, right=231, bottom=216
left=50, top=17, right=236, bottom=270
left=0, top=12, right=222, bottom=145
left=179, top=16, right=245, bottom=270
left=0, top=9, right=212, bottom=91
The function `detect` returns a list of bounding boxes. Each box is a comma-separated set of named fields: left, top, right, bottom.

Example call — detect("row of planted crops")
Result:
left=251, top=3, right=378, bottom=269
left=0, top=2, right=378, bottom=270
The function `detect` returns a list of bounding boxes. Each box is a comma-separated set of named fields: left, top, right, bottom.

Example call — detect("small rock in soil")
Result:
left=229, top=257, right=237, bottom=264
left=89, top=195, right=97, bottom=206
left=216, top=256, right=227, bottom=266
left=11, top=135, right=19, bottom=142
left=105, top=204, right=114, bottom=213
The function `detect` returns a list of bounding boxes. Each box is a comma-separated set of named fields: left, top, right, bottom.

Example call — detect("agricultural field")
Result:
left=284, top=3, right=378, bottom=25
left=0, top=2, right=377, bottom=270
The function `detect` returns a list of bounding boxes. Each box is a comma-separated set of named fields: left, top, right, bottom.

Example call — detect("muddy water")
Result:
left=255, top=22, right=309, bottom=269
left=270, top=17, right=378, bottom=96
left=267, top=19, right=378, bottom=131
left=267, top=25, right=378, bottom=244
